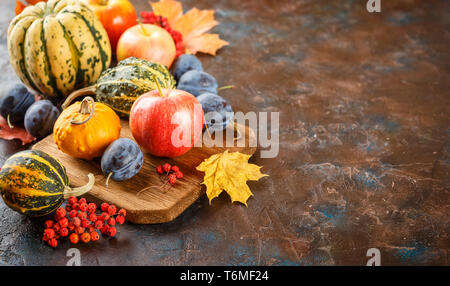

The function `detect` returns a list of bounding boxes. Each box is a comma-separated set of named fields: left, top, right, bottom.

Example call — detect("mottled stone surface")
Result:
left=0, top=0, right=448, bottom=265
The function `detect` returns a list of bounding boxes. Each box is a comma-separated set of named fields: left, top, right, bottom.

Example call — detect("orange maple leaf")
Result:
left=150, top=0, right=229, bottom=56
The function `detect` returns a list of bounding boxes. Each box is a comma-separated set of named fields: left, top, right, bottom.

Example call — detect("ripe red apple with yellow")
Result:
left=129, top=81, right=203, bottom=158
left=117, top=24, right=176, bottom=68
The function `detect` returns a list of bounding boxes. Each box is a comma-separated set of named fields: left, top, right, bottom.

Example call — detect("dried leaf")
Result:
left=196, top=151, right=268, bottom=206
left=0, top=116, right=35, bottom=145
left=150, top=0, right=229, bottom=56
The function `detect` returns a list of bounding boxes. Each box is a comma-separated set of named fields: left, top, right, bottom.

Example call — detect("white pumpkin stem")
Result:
left=62, top=86, right=96, bottom=110
left=70, top=97, right=95, bottom=125
left=63, top=173, right=95, bottom=199
left=6, top=114, right=14, bottom=129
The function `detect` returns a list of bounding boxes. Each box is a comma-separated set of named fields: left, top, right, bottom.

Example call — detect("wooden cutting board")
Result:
left=32, top=120, right=256, bottom=224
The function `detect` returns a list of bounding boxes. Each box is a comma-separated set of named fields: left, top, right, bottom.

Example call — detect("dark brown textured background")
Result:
left=0, top=0, right=448, bottom=265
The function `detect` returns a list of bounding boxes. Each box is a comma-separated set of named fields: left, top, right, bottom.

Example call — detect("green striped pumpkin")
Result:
left=7, top=0, right=111, bottom=97
left=0, top=150, right=94, bottom=216
left=62, top=57, right=176, bottom=116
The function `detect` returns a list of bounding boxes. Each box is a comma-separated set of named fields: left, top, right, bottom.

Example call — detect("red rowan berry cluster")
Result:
left=140, top=11, right=184, bottom=57
left=156, top=163, right=183, bottom=185
left=42, top=198, right=127, bottom=248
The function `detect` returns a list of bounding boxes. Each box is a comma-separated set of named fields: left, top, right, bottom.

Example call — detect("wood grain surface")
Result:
left=33, top=120, right=256, bottom=224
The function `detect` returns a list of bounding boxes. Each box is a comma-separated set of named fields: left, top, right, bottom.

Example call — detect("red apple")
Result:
left=117, top=24, right=176, bottom=68
left=81, top=0, right=137, bottom=53
left=129, top=88, right=203, bottom=158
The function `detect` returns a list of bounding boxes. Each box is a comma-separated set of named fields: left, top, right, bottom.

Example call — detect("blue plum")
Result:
left=101, top=138, right=144, bottom=182
left=171, top=54, right=203, bottom=82
left=24, top=100, right=60, bottom=139
left=0, top=84, right=35, bottom=125
left=197, top=92, right=233, bottom=133
left=177, top=70, right=218, bottom=97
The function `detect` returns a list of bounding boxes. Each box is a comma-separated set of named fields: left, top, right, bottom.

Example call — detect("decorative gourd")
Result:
left=54, top=97, right=121, bottom=160
left=62, top=57, right=175, bottom=116
left=0, top=150, right=95, bottom=216
left=7, top=0, right=111, bottom=97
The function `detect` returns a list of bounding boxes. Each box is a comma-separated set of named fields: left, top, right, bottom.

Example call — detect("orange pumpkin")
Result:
left=53, top=97, right=121, bottom=160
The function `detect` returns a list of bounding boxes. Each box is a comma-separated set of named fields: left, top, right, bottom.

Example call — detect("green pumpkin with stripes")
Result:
left=7, top=0, right=111, bottom=98
left=0, top=150, right=94, bottom=216
left=62, top=57, right=176, bottom=116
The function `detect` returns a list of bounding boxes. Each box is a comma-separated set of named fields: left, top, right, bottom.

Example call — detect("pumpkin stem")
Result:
left=63, top=173, right=95, bottom=199
left=62, top=85, right=96, bottom=110
left=70, top=97, right=95, bottom=125
left=217, top=85, right=235, bottom=92
left=152, top=75, right=165, bottom=97
left=105, top=172, right=113, bottom=187
left=6, top=114, right=14, bottom=129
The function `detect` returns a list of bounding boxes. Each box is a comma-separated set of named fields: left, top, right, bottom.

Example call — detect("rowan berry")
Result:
left=88, top=203, right=96, bottom=213
left=99, top=212, right=110, bottom=221
left=56, top=207, right=66, bottom=218
left=156, top=165, right=163, bottom=174
left=77, top=212, right=87, bottom=220
left=44, top=228, right=55, bottom=239
left=88, top=213, right=97, bottom=222
left=101, top=202, right=109, bottom=212
left=118, top=208, right=127, bottom=217
left=68, top=221, right=75, bottom=231
left=60, top=227, right=69, bottom=237
left=80, top=232, right=91, bottom=243
left=94, top=220, right=103, bottom=229
left=53, top=222, right=61, bottom=233
left=68, top=196, right=77, bottom=205
left=107, top=226, right=117, bottom=237
left=171, top=165, right=179, bottom=172
left=79, top=203, right=88, bottom=212
left=48, top=238, right=58, bottom=248
left=72, top=203, right=80, bottom=211
left=69, top=233, right=79, bottom=244
left=69, top=210, right=77, bottom=218
left=116, top=215, right=125, bottom=225
left=163, top=163, right=171, bottom=173
left=107, top=205, right=117, bottom=215
left=88, top=226, right=95, bottom=233
left=100, top=225, right=110, bottom=235
left=44, top=220, right=54, bottom=229
left=175, top=171, right=183, bottom=179
left=65, top=205, right=72, bottom=212
left=78, top=198, right=87, bottom=205
left=58, top=217, right=69, bottom=228
left=75, top=226, right=85, bottom=234
left=81, top=219, right=90, bottom=228
left=90, top=231, right=100, bottom=242
left=72, top=217, right=81, bottom=227
left=107, top=217, right=116, bottom=226
left=168, top=174, right=177, bottom=184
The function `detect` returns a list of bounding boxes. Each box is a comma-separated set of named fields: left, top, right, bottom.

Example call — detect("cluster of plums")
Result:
left=171, top=55, right=234, bottom=133
left=0, top=84, right=59, bottom=139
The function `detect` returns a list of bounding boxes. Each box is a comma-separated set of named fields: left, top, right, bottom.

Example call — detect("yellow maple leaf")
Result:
left=150, top=0, right=229, bottom=55
left=196, top=151, right=268, bottom=206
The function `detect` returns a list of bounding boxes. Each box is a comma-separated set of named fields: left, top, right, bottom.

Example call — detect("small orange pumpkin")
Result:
left=53, top=97, right=121, bottom=160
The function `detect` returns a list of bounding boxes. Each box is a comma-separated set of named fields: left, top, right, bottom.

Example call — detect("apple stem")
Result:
left=137, top=18, right=149, bottom=36
left=217, top=85, right=235, bottom=91
left=152, top=75, right=165, bottom=97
